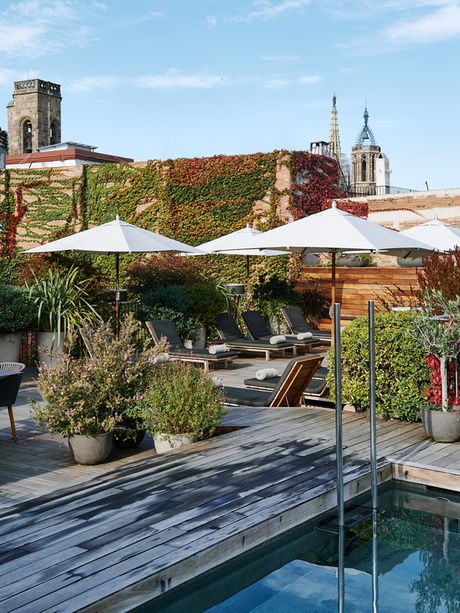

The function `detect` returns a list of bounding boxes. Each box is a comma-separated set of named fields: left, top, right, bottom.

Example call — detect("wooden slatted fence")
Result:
left=296, top=266, right=419, bottom=329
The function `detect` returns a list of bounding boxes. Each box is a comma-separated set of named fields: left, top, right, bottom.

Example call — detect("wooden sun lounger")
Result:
left=282, top=306, right=332, bottom=345
left=223, top=354, right=323, bottom=407
left=241, top=310, right=321, bottom=352
left=145, top=320, right=238, bottom=372
left=216, top=313, right=295, bottom=360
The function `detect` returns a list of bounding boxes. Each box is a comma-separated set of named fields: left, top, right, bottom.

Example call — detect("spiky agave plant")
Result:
left=27, top=266, right=101, bottom=344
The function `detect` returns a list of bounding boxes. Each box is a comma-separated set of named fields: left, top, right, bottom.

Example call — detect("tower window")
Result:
left=22, top=120, right=32, bottom=153
left=361, top=158, right=367, bottom=182
left=50, top=119, right=59, bottom=145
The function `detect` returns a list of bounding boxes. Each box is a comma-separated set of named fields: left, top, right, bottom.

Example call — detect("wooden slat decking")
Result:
left=0, top=375, right=460, bottom=611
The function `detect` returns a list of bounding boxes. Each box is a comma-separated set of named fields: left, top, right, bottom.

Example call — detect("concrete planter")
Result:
left=68, top=432, right=113, bottom=465
left=154, top=432, right=195, bottom=454
left=184, top=327, right=206, bottom=350
left=0, top=333, right=22, bottom=362
left=37, top=332, right=65, bottom=367
left=421, top=407, right=460, bottom=443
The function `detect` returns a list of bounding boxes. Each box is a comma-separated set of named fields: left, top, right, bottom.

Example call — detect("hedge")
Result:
left=327, top=311, right=430, bottom=421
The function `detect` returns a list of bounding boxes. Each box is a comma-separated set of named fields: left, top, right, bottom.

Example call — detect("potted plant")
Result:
left=32, top=315, right=167, bottom=463
left=132, top=361, right=225, bottom=454
left=413, top=289, right=460, bottom=442
left=27, top=266, right=100, bottom=365
left=0, top=284, right=37, bottom=361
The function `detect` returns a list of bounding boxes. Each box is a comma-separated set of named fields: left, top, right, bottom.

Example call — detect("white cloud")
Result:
left=67, top=75, right=121, bottom=93
left=384, top=3, right=460, bottom=42
left=234, top=0, right=311, bottom=21
left=206, top=15, right=218, bottom=26
left=0, top=0, right=101, bottom=58
left=68, top=71, right=226, bottom=93
left=137, top=71, right=224, bottom=90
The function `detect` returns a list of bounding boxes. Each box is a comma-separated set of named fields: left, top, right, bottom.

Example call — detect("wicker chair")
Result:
left=0, top=362, right=25, bottom=443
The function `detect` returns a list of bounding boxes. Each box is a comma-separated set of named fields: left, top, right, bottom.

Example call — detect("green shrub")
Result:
left=185, top=280, right=227, bottom=334
left=132, top=361, right=225, bottom=440
left=0, top=284, right=37, bottom=333
left=140, top=305, right=199, bottom=343
left=248, top=273, right=302, bottom=320
left=140, top=284, right=193, bottom=315
left=33, top=315, right=166, bottom=437
left=327, top=311, right=430, bottom=421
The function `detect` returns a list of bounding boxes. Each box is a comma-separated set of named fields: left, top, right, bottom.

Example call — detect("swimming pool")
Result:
left=139, top=482, right=460, bottom=612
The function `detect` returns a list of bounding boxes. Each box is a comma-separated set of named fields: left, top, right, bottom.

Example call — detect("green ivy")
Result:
left=0, top=151, right=339, bottom=287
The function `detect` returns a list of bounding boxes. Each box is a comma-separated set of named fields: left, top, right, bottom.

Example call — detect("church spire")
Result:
left=356, top=103, right=376, bottom=146
left=328, top=93, right=342, bottom=165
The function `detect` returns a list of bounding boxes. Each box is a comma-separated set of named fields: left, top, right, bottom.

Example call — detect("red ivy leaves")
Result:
left=1, top=180, right=47, bottom=256
left=425, top=354, right=460, bottom=406
left=291, top=152, right=368, bottom=219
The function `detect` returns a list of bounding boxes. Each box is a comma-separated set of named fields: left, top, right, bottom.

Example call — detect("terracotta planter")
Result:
left=37, top=332, right=65, bottom=367
left=421, top=407, right=460, bottom=443
left=68, top=432, right=113, bottom=465
left=0, top=333, right=22, bottom=362
left=154, top=432, right=195, bottom=454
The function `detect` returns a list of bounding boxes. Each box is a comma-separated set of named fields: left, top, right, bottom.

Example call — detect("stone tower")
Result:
left=351, top=105, right=389, bottom=195
left=7, top=79, right=61, bottom=155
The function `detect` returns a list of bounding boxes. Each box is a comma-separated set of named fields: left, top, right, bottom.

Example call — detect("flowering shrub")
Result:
left=132, top=361, right=225, bottom=441
left=424, top=354, right=460, bottom=407
left=33, top=314, right=167, bottom=437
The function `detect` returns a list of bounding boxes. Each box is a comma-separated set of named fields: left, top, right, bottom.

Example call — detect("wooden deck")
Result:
left=1, top=366, right=460, bottom=611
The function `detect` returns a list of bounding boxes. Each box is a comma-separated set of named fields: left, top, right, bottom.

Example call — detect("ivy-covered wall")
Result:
left=0, top=150, right=360, bottom=283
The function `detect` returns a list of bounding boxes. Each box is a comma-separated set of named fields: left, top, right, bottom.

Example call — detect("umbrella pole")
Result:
left=246, top=255, right=250, bottom=279
left=115, top=253, right=120, bottom=337
left=331, top=251, right=336, bottom=307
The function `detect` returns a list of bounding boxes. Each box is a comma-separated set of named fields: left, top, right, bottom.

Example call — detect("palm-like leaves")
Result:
left=27, top=266, right=101, bottom=343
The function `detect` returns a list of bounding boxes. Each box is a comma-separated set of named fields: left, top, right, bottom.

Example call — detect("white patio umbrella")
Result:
left=225, top=202, right=432, bottom=305
left=400, top=217, right=460, bottom=252
left=195, top=225, right=287, bottom=277
left=24, top=215, right=201, bottom=332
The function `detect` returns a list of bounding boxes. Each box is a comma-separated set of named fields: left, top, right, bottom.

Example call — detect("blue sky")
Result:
left=0, top=0, right=459, bottom=190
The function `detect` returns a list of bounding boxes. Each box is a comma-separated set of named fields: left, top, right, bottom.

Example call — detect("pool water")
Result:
left=140, top=483, right=460, bottom=612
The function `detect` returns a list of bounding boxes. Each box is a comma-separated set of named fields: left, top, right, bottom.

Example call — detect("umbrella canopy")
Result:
left=23, top=216, right=201, bottom=334
left=196, top=225, right=286, bottom=256
left=24, top=215, right=201, bottom=256
left=237, top=202, right=431, bottom=256
left=194, top=225, right=287, bottom=278
left=225, top=202, right=432, bottom=305
left=400, top=218, right=460, bottom=252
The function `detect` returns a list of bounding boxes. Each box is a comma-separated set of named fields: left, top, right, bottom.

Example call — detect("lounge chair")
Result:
left=146, top=320, right=238, bottom=372
left=216, top=313, right=295, bottom=360
left=242, top=310, right=321, bottom=352
left=243, top=364, right=329, bottom=400
left=282, top=306, right=332, bottom=345
left=0, top=362, right=25, bottom=442
left=223, top=355, right=323, bottom=407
